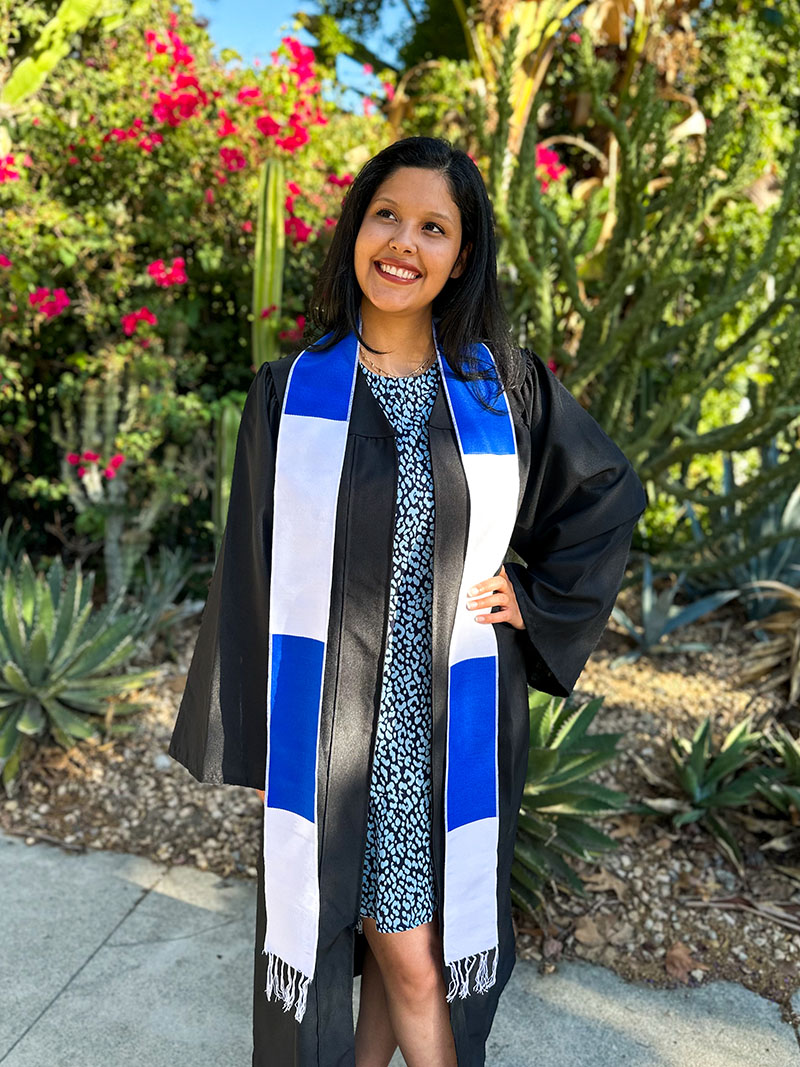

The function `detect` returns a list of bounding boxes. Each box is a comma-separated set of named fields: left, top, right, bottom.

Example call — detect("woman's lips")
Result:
left=373, top=261, right=422, bottom=285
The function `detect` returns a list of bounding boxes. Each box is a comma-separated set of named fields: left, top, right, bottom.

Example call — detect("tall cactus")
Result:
left=213, top=398, right=242, bottom=557
left=251, top=157, right=286, bottom=370
left=213, top=158, right=286, bottom=552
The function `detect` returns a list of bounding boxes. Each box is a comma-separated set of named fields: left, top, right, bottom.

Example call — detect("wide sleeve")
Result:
left=502, top=349, right=647, bottom=697
left=167, top=361, right=279, bottom=787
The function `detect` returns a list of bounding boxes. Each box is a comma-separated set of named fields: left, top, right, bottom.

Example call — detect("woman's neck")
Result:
left=358, top=306, right=435, bottom=376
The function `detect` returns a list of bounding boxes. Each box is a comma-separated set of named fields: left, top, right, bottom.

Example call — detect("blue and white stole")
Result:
left=262, top=319, right=520, bottom=1022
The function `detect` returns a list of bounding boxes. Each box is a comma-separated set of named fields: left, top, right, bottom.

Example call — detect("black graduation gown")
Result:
left=167, top=346, right=647, bottom=1067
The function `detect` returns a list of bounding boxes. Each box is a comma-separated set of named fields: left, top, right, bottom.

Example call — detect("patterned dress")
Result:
left=356, top=357, right=440, bottom=934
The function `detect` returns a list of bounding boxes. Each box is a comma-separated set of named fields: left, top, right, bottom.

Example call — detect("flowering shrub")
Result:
left=0, top=0, right=389, bottom=565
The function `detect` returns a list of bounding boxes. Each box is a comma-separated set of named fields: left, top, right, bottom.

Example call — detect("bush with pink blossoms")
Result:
left=0, top=0, right=389, bottom=568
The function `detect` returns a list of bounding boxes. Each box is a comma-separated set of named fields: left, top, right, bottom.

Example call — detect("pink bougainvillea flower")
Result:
left=568, top=32, right=581, bottom=43
left=260, top=303, right=278, bottom=319
left=29, top=287, right=70, bottom=318
left=241, top=220, right=253, bottom=233
left=216, top=108, right=238, bottom=137
left=363, top=62, right=373, bottom=74
left=0, top=154, right=20, bottom=182
left=286, top=216, right=313, bottom=243
left=66, top=453, right=80, bottom=465
left=279, top=314, right=306, bottom=342
left=548, top=358, right=558, bottom=373
left=148, top=257, right=187, bottom=287
left=204, top=188, right=214, bottom=204
left=219, top=146, right=247, bottom=171
left=0, top=254, right=11, bottom=268
left=103, top=467, right=116, bottom=479
left=324, top=216, right=337, bottom=229
left=237, top=86, right=263, bottom=104
left=77, top=465, right=86, bottom=477
left=110, top=453, right=125, bottom=469
left=256, top=114, right=281, bottom=138
left=382, top=81, right=395, bottom=102
left=121, top=306, right=158, bottom=336
left=276, top=117, right=309, bottom=153
left=327, top=173, right=353, bottom=187
left=29, top=287, right=50, bottom=307
left=138, top=132, right=164, bottom=153
left=214, top=169, right=229, bottom=184
left=82, top=451, right=101, bottom=462
left=363, top=97, right=374, bottom=116
left=536, top=144, right=566, bottom=189
left=40, top=289, right=70, bottom=318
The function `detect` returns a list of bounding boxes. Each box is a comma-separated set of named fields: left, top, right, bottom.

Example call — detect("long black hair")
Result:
left=301, top=135, right=525, bottom=402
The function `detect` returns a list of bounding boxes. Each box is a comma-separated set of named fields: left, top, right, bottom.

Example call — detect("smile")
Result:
left=374, top=261, right=422, bottom=283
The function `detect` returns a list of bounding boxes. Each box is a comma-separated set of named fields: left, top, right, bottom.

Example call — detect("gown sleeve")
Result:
left=502, top=349, right=648, bottom=697
left=167, top=361, right=279, bottom=787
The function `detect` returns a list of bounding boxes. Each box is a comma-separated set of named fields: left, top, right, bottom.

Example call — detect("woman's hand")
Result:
left=256, top=788, right=265, bottom=803
left=465, top=564, right=525, bottom=630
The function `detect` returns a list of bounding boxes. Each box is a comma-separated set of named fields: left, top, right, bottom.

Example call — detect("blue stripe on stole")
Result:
left=267, top=633, right=324, bottom=822
left=441, top=355, right=515, bottom=455
left=284, top=335, right=355, bottom=421
left=446, top=656, right=498, bottom=830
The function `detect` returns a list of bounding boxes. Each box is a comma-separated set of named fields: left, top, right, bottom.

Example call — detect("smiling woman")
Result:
left=351, top=166, right=472, bottom=375
left=167, top=135, right=647, bottom=1067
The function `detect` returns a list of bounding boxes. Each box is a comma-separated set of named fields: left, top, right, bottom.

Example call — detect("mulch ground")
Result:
left=2, top=592, right=798, bottom=1042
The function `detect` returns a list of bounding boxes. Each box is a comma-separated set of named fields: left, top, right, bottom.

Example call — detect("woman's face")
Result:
left=354, top=166, right=471, bottom=318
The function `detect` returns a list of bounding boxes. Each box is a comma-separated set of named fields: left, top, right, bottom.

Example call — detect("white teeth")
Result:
left=377, top=262, right=420, bottom=280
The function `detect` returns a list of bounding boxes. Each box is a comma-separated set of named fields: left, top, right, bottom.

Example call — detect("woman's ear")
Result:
left=451, top=241, right=472, bottom=279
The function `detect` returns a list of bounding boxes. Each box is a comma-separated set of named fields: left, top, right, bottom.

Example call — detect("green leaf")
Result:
left=17, top=699, right=46, bottom=736
left=41, top=697, right=100, bottom=740
left=3, top=659, right=30, bottom=694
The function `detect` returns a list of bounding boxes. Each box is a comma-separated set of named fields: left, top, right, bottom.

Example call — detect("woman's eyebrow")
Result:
left=373, top=196, right=453, bottom=224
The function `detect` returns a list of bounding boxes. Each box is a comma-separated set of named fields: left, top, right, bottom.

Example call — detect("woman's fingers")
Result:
left=466, top=565, right=525, bottom=629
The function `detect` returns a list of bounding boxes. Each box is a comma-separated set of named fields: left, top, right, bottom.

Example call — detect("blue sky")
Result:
left=192, top=0, right=405, bottom=110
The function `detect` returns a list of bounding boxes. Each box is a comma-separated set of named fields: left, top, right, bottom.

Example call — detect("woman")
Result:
left=168, top=135, right=647, bottom=1067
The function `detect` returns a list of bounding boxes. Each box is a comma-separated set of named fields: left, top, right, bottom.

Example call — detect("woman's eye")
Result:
left=375, top=208, right=443, bottom=233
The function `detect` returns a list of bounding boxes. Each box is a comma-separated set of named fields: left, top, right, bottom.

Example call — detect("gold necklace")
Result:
left=358, top=340, right=437, bottom=378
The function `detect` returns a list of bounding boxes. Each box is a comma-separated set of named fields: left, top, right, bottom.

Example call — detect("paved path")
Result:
left=1, top=829, right=797, bottom=1066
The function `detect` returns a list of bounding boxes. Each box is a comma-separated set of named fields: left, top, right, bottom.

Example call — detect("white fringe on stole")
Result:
left=445, top=944, right=499, bottom=1002
left=263, top=950, right=312, bottom=1023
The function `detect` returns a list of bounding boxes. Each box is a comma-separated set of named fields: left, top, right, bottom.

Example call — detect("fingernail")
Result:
left=468, top=586, right=478, bottom=596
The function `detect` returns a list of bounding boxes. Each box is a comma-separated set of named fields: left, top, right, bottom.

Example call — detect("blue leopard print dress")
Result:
left=356, top=357, right=439, bottom=934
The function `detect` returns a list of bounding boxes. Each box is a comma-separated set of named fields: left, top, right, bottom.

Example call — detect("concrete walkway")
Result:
left=0, top=828, right=797, bottom=1066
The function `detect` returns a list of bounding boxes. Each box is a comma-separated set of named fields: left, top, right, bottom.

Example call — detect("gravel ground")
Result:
left=2, top=594, right=799, bottom=1038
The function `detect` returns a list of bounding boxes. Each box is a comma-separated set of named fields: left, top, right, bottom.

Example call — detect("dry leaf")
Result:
left=653, top=834, right=676, bottom=852
left=583, top=868, right=629, bottom=902
left=574, top=915, right=605, bottom=947
left=665, top=941, right=710, bottom=984
left=607, top=921, right=635, bottom=946
left=607, top=812, right=642, bottom=840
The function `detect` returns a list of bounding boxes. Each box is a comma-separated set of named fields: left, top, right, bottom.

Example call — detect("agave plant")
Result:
left=738, top=578, right=800, bottom=707
left=663, top=716, right=785, bottom=873
left=749, top=724, right=800, bottom=853
left=681, top=443, right=800, bottom=620
left=0, top=552, right=159, bottom=791
left=512, top=690, right=629, bottom=915
left=127, top=543, right=199, bottom=657
left=609, top=555, right=740, bottom=667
